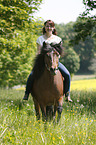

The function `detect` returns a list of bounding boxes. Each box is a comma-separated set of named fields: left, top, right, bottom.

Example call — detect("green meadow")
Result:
left=0, top=79, right=96, bottom=145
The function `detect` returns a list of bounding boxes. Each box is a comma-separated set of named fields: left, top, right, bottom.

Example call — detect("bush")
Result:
left=60, top=47, right=80, bottom=76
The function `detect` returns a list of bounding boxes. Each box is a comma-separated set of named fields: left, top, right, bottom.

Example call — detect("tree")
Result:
left=70, top=0, right=96, bottom=44
left=0, top=0, right=43, bottom=87
left=56, top=22, right=96, bottom=73
left=73, top=36, right=95, bottom=72
left=60, top=48, right=80, bottom=77
left=88, top=54, right=96, bottom=74
left=0, top=0, right=43, bottom=39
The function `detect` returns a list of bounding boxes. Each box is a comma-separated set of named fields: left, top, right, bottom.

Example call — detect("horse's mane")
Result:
left=32, top=53, right=45, bottom=80
left=32, top=41, right=63, bottom=80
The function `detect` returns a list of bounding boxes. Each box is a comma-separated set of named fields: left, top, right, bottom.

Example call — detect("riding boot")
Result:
left=58, top=62, right=73, bottom=102
left=65, top=92, right=73, bottom=102
left=23, top=71, right=34, bottom=100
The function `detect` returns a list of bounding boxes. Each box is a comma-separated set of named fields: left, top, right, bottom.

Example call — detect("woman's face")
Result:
left=45, top=23, right=54, bottom=34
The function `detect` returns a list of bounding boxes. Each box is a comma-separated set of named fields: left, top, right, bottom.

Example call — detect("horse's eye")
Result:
left=46, top=54, right=51, bottom=59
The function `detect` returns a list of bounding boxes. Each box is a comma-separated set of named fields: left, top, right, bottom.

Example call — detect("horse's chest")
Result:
left=33, top=71, right=63, bottom=105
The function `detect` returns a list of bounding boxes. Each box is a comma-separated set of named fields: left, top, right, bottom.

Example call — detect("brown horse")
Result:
left=31, top=42, right=64, bottom=122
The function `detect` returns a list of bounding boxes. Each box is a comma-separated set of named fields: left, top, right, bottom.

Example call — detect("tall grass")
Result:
left=0, top=80, right=96, bottom=145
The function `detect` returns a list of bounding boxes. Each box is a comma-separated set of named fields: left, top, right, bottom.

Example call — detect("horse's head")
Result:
left=41, top=42, right=62, bottom=75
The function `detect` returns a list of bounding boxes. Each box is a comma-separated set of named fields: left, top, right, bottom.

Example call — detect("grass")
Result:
left=72, top=74, right=96, bottom=81
left=71, top=79, right=96, bottom=91
left=0, top=79, right=96, bottom=145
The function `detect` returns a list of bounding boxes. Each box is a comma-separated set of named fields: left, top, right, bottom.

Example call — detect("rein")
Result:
left=45, top=50, right=59, bottom=74
left=45, top=63, right=59, bottom=72
left=42, top=42, right=61, bottom=74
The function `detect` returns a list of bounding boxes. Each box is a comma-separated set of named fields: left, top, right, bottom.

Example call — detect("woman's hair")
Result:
left=42, top=20, right=57, bottom=35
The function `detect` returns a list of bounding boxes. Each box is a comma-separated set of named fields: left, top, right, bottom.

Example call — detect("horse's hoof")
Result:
left=23, top=94, right=29, bottom=100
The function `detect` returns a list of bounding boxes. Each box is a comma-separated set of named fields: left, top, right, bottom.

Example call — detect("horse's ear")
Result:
left=59, top=41, right=62, bottom=46
left=43, top=41, right=46, bottom=47
left=41, top=41, right=47, bottom=54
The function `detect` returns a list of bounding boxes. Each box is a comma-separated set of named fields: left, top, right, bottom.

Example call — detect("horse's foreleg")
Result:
left=57, top=104, right=62, bottom=123
left=57, top=97, right=63, bottom=123
left=46, top=106, right=53, bottom=121
left=52, top=105, right=57, bottom=124
left=33, top=98, right=40, bottom=120
left=40, top=105, right=47, bottom=122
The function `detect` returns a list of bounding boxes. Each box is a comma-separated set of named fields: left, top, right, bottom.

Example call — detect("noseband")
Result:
left=45, top=63, right=59, bottom=72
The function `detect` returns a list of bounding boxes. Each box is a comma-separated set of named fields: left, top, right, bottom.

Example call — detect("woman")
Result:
left=23, top=20, right=72, bottom=102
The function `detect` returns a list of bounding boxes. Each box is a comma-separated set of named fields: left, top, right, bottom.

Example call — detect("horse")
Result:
left=31, top=42, right=64, bottom=122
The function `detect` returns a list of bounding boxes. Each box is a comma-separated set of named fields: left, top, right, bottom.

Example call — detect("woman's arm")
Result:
left=36, top=43, right=42, bottom=54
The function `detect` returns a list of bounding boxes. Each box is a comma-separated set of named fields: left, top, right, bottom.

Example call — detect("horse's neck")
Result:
left=44, top=67, right=59, bottom=83
left=43, top=68, right=53, bottom=79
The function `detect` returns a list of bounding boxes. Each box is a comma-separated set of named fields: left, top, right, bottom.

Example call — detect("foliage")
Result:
left=56, top=22, right=80, bottom=75
left=73, top=36, right=95, bottom=72
left=0, top=82, right=96, bottom=144
left=60, top=48, right=80, bottom=76
left=0, top=0, right=43, bottom=39
left=70, top=0, right=96, bottom=44
left=0, top=0, right=43, bottom=87
left=0, top=30, right=38, bottom=87
left=83, top=0, right=96, bottom=13
left=56, top=22, right=96, bottom=73
left=56, top=22, right=75, bottom=48
left=88, top=54, right=96, bottom=74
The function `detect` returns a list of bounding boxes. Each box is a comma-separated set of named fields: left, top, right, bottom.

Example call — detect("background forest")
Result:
left=0, top=0, right=96, bottom=87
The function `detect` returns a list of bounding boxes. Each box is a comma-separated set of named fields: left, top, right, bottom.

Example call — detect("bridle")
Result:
left=45, top=63, right=59, bottom=72
left=45, top=49, right=60, bottom=74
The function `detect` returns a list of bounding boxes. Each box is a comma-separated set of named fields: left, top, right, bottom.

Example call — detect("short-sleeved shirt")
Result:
left=36, top=34, right=62, bottom=46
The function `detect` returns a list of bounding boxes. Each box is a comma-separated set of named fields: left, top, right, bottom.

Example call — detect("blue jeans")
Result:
left=25, top=62, right=70, bottom=96
left=58, top=62, right=70, bottom=96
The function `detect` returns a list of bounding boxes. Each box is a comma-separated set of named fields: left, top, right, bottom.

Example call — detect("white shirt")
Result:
left=36, top=34, right=62, bottom=46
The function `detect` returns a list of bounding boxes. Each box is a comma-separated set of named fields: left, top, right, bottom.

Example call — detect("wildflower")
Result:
left=83, top=132, right=85, bottom=135
left=90, top=120, right=93, bottom=122
left=58, top=136, right=61, bottom=139
left=75, top=123, right=78, bottom=126
left=27, top=104, right=30, bottom=106
left=80, top=104, right=84, bottom=108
